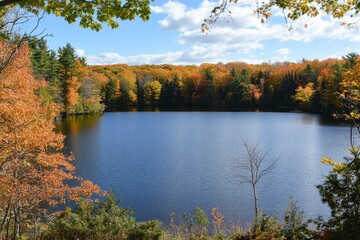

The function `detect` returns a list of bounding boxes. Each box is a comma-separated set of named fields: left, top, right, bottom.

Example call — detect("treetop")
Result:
left=0, top=0, right=153, bottom=31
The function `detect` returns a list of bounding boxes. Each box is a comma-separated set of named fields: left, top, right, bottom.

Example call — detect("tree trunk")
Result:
left=252, top=183, right=259, bottom=220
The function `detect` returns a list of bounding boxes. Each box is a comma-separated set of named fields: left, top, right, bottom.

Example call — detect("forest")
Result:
left=1, top=0, right=360, bottom=239
left=30, top=39, right=357, bottom=116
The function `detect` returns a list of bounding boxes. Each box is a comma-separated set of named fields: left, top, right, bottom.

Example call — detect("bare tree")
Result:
left=234, top=140, right=279, bottom=220
left=0, top=6, right=46, bottom=74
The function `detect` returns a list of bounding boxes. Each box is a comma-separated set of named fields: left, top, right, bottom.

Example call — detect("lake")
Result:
left=56, top=111, right=350, bottom=225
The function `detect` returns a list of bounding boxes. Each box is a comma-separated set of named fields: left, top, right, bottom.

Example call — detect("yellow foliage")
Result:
left=320, top=156, right=345, bottom=173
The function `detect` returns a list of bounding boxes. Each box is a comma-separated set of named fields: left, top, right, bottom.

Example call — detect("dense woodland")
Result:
left=30, top=39, right=358, bottom=116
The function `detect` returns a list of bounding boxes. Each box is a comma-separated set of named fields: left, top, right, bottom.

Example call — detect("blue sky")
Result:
left=33, top=0, right=360, bottom=65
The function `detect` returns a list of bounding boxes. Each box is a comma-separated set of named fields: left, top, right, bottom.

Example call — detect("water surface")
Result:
left=56, top=112, right=350, bottom=224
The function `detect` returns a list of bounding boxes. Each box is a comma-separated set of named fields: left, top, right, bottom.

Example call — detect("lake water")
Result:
left=56, top=111, right=351, bottom=225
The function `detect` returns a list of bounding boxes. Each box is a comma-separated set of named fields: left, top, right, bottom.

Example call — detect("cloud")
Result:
left=151, top=0, right=218, bottom=31
left=84, top=42, right=264, bottom=65
left=75, top=49, right=85, bottom=57
left=85, top=1, right=360, bottom=65
left=153, top=1, right=360, bottom=54
left=276, top=48, right=289, bottom=56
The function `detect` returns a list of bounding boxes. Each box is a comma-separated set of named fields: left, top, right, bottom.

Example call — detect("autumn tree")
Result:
left=0, top=7, right=44, bottom=73
left=318, top=60, right=360, bottom=237
left=206, top=0, right=360, bottom=31
left=293, top=82, right=316, bottom=111
left=118, top=70, right=137, bottom=105
left=0, top=44, right=100, bottom=238
left=144, top=80, right=162, bottom=106
left=80, top=77, right=105, bottom=113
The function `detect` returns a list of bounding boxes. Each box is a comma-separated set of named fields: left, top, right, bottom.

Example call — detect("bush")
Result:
left=282, top=197, right=310, bottom=239
left=128, top=221, right=163, bottom=240
left=41, top=193, right=163, bottom=240
left=317, top=147, right=360, bottom=239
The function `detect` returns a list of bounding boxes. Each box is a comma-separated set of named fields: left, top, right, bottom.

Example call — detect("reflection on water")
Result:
left=55, top=114, right=102, bottom=134
left=56, top=111, right=350, bottom=224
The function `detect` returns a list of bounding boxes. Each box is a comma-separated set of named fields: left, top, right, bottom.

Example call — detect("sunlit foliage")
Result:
left=0, top=44, right=100, bottom=238
left=0, top=0, right=153, bottom=31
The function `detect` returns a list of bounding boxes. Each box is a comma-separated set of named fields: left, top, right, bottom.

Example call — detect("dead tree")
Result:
left=235, top=140, right=279, bottom=220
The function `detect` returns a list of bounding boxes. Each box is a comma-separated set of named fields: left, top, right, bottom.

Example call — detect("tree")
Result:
left=80, top=76, right=105, bottom=113
left=58, top=43, right=76, bottom=83
left=318, top=66, right=342, bottom=113
left=282, top=197, right=310, bottom=239
left=29, top=38, right=51, bottom=80
left=293, top=82, right=316, bottom=111
left=227, top=67, right=243, bottom=106
left=0, top=7, right=44, bottom=73
left=0, top=44, right=100, bottom=238
left=313, top=58, right=360, bottom=239
left=343, top=52, right=359, bottom=71
left=206, top=0, right=360, bottom=31
left=234, top=140, right=279, bottom=220
left=337, top=60, right=360, bottom=142
left=144, top=80, right=162, bottom=106
left=105, top=78, right=118, bottom=105
left=317, top=148, right=360, bottom=239
left=0, top=0, right=152, bottom=31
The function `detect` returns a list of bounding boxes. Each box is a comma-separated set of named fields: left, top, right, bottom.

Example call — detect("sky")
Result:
left=30, top=0, right=360, bottom=66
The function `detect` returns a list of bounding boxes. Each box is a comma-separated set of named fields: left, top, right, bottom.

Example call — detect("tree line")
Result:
left=31, top=40, right=359, bottom=115
left=95, top=53, right=355, bottom=114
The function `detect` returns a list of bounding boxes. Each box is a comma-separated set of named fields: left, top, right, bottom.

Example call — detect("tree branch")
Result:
left=0, top=0, right=23, bottom=8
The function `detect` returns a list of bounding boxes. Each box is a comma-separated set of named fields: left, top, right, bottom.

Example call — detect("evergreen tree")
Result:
left=343, top=52, right=359, bottom=71
left=302, top=64, right=316, bottom=85
left=46, top=50, right=60, bottom=82
left=29, top=38, right=50, bottom=80
left=203, top=67, right=214, bottom=105
left=58, top=43, right=76, bottom=82
left=105, top=79, right=118, bottom=106
left=227, top=67, right=243, bottom=106
left=58, top=43, right=77, bottom=108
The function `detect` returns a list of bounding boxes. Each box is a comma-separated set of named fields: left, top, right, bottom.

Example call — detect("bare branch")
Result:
left=234, top=139, right=280, bottom=219
left=0, top=7, right=47, bottom=73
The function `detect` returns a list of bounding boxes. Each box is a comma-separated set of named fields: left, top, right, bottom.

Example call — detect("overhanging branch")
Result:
left=0, top=0, right=23, bottom=8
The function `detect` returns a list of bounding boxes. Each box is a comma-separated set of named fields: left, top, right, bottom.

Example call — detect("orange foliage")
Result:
left=74, top=60, right=88, bottom=80
left=66, top=77, right=81, bottom=106
left=117, top=68, right=136, bottom=82
left=91, top=71, right=109, bottom=86
left=0, top=45, right=100, bottom=237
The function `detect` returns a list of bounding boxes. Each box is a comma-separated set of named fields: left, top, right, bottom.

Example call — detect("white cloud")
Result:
left=276, top=48, right=289, bottom=56
left=84, top=42, right=263, bottom=65
left=86, top=0, right=360, bottom=65
left=151, top=0, right=218, bottom=31
left=75, top=49, right=85, bottom=57
left=150, top=0, right=360, bottom=62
